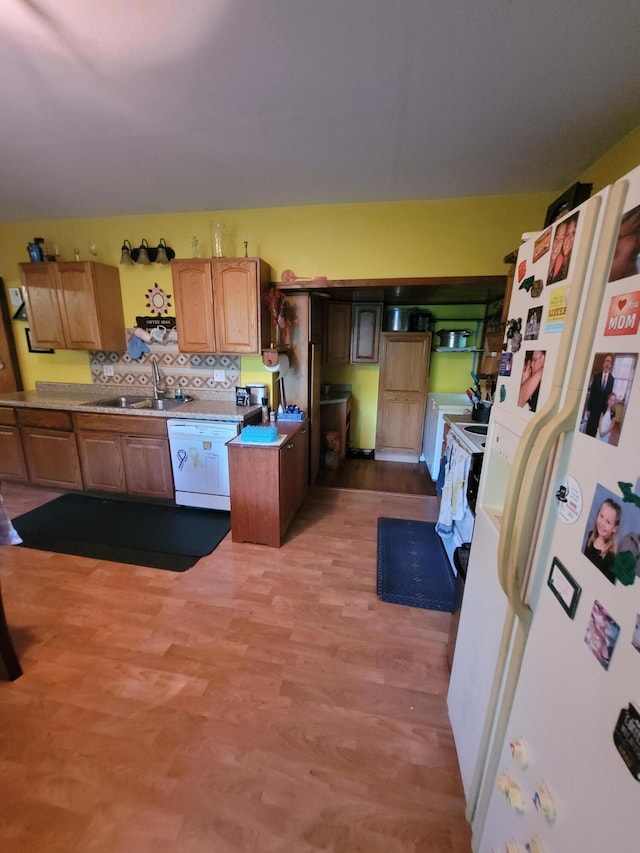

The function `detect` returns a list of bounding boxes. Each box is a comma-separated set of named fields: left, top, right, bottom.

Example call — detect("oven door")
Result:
left=466, top=452, right=483, bottom=514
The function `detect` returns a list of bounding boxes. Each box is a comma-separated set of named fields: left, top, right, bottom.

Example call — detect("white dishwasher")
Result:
left=167, top=419, right=239, bottom=510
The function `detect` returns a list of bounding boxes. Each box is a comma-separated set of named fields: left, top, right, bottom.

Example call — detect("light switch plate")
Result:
left=9, top=287, right=22, bottom=307
left=103, top=364, right=115, bottom=377
left=213, top=369, right=225, bottom=382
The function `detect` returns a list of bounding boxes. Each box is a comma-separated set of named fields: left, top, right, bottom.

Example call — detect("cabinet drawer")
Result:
left=17, top=408, right=73, bottom=430
left=73, top=412, right=168, bottom=438
left=0, top=407, right=17, bottom=426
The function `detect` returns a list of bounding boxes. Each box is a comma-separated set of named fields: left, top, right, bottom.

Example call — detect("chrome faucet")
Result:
left=150, top=356, right=163, bottom=399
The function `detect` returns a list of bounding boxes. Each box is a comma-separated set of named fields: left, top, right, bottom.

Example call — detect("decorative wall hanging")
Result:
left=145, top=285, right=172, bottom=316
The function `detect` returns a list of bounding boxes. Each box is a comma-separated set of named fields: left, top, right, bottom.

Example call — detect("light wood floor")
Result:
left=0, top=480, right=470, bottom=853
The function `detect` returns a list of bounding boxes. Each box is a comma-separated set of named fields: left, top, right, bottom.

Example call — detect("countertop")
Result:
left=0, top=384, right=261, bottom=424
left=444, top=413, right=487, bottom=454
left=319, top=384, right=352, bottom=405
left=319, top=393, right=352, bottom=405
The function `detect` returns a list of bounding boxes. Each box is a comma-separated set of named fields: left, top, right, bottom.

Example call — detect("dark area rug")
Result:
left=12, top=494, right=231, bottom=572
left=377, top=517, right=456, bottom=611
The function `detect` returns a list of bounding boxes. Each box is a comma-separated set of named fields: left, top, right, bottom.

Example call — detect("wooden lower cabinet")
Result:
left=228, top=421, right=308, bottom=547
left=0, top=425, right=28, bottom=482
left=74, top=413, right=174, bottom=500
left=121, top=435, right=174, bottom=499
left=76, top=431, right=126, bottom=492
left=0, top=408, right=27, bottom=482
left=18, top=409, right=83, bottom=489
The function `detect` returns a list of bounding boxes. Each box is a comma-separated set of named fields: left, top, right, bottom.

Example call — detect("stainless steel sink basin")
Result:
left=134, top=398, right=186, bottom=410
left=85, top=395, right=148, bottom=408
left=85, top=395, right=186, bottom=410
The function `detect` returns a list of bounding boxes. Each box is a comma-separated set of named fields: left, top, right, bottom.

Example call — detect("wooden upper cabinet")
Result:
left=20, top=262, right=125, bottom=351
left=213, top=259, right=267, bottom=354
left=350, top=302, right=382, bottom=363
left=171, top=257, right=270, bottom=354
left=172, top=260, right=216, bottom=352
left=324, top=302, right=352, bottom=365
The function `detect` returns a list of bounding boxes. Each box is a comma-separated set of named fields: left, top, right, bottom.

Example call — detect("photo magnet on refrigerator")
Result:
left=584, top=600, right=620, bottom=670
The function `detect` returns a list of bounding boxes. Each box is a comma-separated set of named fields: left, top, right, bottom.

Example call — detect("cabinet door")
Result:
left=122, top=436, right=174, bottom=499
left=172, top=260, right=216, bottom=352
left=351, top=302, right=382, bottom=363
left=324, top=302, right=352, bottom=365
left=56, top=263, right=103, bottom=349
left=20, top=262, right=124, bottom=351
left=279, top=424, right=308, bottom=535
left=0, top=424, right=28, bottom=482
left=77, top=430, right=126, bottom=492
left=213, top=259, right=261, bottom=353
left=20, top=263, right=66, bottom=349
left=21, top=427, right=83, bottom=489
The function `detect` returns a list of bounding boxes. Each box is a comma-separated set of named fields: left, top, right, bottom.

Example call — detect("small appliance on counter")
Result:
left=235, top=387, right=251, bottom=407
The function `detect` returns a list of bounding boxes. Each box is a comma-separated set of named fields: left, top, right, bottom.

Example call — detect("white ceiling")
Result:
left=1, top=0, right=640, bottom=223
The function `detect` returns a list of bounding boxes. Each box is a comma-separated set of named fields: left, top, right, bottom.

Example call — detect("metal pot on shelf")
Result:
left=435, top=329, right=471, bottom=348
left=383, top=307, right=411, bottom=331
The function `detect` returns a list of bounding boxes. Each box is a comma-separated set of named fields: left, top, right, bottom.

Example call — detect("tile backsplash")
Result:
left=89, top=331, right=240, bottom=400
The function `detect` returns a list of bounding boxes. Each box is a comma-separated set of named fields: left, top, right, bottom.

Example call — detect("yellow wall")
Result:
left=2, top=123, right=639, bottom=441
left=578, top=125, right=640, bottom=193
left=1, top=193, right=553, bottom=392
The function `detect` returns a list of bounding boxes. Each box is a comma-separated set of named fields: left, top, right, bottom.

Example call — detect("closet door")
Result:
left=375, top=332, right=431, bottom=462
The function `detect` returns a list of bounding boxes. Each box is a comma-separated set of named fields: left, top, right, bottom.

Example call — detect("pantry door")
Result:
left=375, top=332, right=430, bottom=462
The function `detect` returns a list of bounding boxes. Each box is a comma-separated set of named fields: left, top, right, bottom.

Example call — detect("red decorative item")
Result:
left=263, top=285, right=290, bottom=344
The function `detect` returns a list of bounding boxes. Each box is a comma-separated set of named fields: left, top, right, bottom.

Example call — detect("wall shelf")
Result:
left=433, top=346, right=484, bottom=353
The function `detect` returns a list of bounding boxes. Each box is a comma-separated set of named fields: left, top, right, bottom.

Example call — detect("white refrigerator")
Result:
left=448, top=163, right=640, bottom=852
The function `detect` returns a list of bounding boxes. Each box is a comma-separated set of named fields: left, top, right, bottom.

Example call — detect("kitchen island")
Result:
left=227, top=420, right=309, bottom=547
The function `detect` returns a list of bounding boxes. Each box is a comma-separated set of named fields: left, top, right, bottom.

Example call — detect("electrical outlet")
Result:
left=9, top=287, right=22, bottom=307
left=213, top=369, right=225, bottom=382
left=103, top=364, right=115, bottom=377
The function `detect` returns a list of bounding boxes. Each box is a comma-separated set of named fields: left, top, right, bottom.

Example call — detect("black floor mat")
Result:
left=377, top=517, right=456, bottom=611
left=12, top=494, right=231, bottom=572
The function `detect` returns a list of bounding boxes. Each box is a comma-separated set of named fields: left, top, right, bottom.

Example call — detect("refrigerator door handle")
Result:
left=498, top=181, right=628, bottom=611
left=496, top=194, right=603, bottom=609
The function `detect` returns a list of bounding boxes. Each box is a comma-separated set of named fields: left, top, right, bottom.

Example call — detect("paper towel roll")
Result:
left=264, top=353, right=290, bottom=375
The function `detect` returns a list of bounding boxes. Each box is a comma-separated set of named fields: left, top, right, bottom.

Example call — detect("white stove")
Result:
left=446, top=418, right=488, bottom=455
left=439, top=415, right=488, bottom=573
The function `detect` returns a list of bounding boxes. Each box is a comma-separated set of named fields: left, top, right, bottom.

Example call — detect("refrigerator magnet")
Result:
left=499, top=353, right=513, bottom=377
left=556, top=475, right=582, bottom=523
left=547, top=557, right=581, bottom=618
left=613, top=702, right=640, bottom=781
left=533, top=228, right=551, bottom=261
left=604, top=290, right=640, bottom=337
left=584, top=600, right=620, bottom=670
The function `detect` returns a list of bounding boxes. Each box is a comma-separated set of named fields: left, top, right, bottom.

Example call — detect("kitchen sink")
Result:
left=84, top=395, right=148, bottom=408
left=85, top=395, right=186, bottom=410
left=135, top=398, right=186, bottom=410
